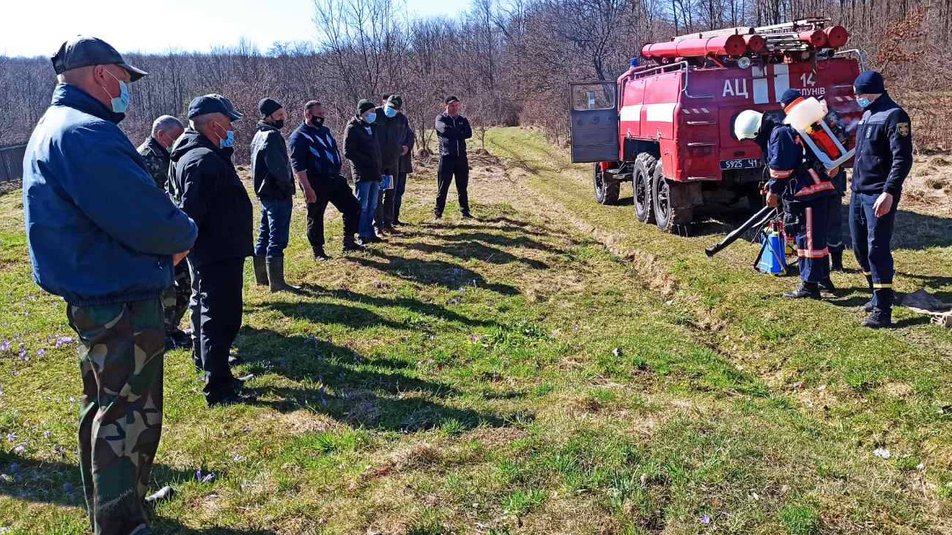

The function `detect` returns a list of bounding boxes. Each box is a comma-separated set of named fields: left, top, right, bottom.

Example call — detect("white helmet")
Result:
left=734, top=110, right=763, bottom=140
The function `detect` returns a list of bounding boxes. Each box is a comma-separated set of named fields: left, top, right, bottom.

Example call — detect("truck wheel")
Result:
left=593, top=163, right=620, bottom=205
left=652, top=162, right=693, bottom=233
left=633, top=153, right=656, bottom=223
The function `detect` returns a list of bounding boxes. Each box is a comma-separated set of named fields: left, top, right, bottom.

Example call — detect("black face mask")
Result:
left=271, top=119, right=285, bottom=129
left=310, top=117, right=324, bottom=128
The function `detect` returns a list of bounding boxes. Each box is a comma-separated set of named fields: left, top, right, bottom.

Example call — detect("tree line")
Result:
left=1, top=0, right=949, bottom=159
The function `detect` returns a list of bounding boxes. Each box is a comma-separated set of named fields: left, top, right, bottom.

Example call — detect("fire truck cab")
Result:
left=569, top=18, right=863, bottom=232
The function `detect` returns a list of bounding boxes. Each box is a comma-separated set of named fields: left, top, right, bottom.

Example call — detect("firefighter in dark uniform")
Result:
left=735, top=109, right=836, bottom=299
left=850, top=71, right=913, bottom=329
left=778, top=89, right=843, bottom=290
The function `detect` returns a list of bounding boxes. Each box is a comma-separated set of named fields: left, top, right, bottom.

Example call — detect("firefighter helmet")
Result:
left=734, top=110, right=763, bottom=140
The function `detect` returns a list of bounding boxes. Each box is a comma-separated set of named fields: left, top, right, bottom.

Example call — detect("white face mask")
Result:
left=98, top=70, right=130, bottom=113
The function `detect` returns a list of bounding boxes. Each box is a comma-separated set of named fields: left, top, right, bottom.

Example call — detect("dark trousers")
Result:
left=189, top=258, right=244, bottom=403
left=306, top=177, right=359, bottom=252
left=68, top=298, right=165, bottom=535
left=393, top=171, right=408, bottom=223
left=376, top=174, right=396, bottom=229
left=827, top=194, right=845, bottom=254
left=793, top=198, right=831, bottom=284
left=435, top=156, right=470, bottom=216
left=850, top=191, right=899, bottom=311
left=255, top=197, right=293, bottom=258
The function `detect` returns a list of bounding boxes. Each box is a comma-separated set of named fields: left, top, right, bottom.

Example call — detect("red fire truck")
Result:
left=569, top=18, right=864, bottom=232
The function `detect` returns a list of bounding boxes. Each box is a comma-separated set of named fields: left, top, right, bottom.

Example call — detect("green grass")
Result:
left=0, top=128, right=949, bottom=533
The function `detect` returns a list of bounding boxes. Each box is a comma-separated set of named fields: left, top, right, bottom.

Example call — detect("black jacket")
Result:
left=374, top=108, right=411, bottom=174
left=250, top=122, right=294, bottom=200
left=436, top=113, right=472, bottom=158
left=852, top=93, right=913, bottom=196
left=169, top=129, right=253, bottom=268
left=343, top=116, right=382, bottom=183
left=400, top=128, right=416, bottom=174
left=288, top=121, right=343, bottom=188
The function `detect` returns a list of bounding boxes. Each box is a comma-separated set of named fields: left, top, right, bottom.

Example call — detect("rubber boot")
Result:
left=830, top=250, right=844, bottom=272
left=783, top=282, right=821, bottom=300
left=252, top=256, right=268, bottom=286
left=266, top=257, right=295, bottom=293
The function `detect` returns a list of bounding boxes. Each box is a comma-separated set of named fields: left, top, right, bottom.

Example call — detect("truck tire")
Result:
left=593, top=163, right=620, bottom=205
left=652, top=162, right=694, bottom=233
left=633, top=153, right=656, bottom=223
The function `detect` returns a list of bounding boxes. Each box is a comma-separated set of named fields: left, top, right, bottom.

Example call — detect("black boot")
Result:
left=830, top=250, right=844, bottom=272
left=819, top=277, right=837, bottom=293
left=783, top=282, right=821, bottom=300
left=313, top=246, right=330, bottom=261
left=266, top=257, right=296, bottom=293
left=252, top=256, right=268, bottom=286
left=863, top=308, right=893, bottom=329
left=342, top=236, right=365, bottom=253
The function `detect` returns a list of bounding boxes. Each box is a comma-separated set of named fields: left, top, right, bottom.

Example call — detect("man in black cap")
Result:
left=374, top=94, right=411, bottom=233
left=23, top=36, right=196, bottom=535
left=434, top=95, right=473, bottom=219
left=850, top=71, right=913, bottom=328
left=289, top=100, right=362, bottom=259
left=250, top=98, right=296, bottom=291
left=344, top=99, right=385, bottom=244
left=168, top=94, right=256, bottom=405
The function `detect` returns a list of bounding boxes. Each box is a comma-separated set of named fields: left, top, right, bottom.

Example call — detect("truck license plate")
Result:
left=720, top=158, right=760, bottom=170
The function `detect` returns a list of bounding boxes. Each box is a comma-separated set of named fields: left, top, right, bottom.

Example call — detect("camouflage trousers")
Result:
left=161, top=261, right=191, bottom=333
left=66, top=298, right=165, bottom=535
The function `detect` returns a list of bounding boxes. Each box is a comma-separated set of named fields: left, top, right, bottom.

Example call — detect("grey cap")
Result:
left=187, top=94, right=243, bottom=121
left=51, top=36, right=148, bottom=81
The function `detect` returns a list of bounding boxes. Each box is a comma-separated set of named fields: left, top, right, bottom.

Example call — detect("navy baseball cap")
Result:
left=51, top=36, right=148, bottom=81
left=187, top=94, right=243, bottom=121
left=854, top=71, right=885, bottom=94
left=780, top=88, right=803, bottom=107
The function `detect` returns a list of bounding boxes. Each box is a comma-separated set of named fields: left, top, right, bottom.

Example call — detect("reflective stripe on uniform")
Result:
left=873, top=283, right=893, bottom=288
left=794, top=182, right=835, bottom=197
left=769, top=168, right=794, bottom=178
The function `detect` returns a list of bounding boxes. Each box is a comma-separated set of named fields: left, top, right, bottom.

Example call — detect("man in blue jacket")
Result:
left=169, top=95, right=255, bottom=406
left=22, top=36, right=197, bottom=535
left=850, top=71, right=913, bottom=328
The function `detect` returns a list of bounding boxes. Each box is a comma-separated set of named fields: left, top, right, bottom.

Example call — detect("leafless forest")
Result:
left=1, top=0, right=950, bottom=160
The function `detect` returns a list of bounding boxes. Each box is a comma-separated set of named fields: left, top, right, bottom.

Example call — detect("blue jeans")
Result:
left=355, top=180, right=381, bottom=239
left=254, top=198, right=293, bottom=258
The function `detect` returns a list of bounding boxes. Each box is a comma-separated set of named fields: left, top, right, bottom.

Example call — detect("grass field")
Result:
left=0, top=127, right=949, bottom=534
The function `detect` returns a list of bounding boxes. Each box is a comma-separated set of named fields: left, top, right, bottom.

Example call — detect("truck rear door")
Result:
left=569, top=82, right=619, bottom=163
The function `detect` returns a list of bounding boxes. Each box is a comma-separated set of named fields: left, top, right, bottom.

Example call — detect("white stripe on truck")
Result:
left=619, top=105, right=642, bottom=121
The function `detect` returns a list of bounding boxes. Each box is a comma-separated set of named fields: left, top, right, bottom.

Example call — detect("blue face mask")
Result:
left=384, top=106, right=397, bottom=118
left=101, top=70, right=130, bottom=114
left=365, top=112, right=377, bottom=124
left=217, top=126, right=235, bottom=149
left=857, top=97, right=872, bottom=109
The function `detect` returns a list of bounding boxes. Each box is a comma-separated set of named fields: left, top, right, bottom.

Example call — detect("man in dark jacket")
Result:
left=344, top=99, right=384, bottom=244
left=394, top=125, right=415, bottom=226
left=250, top=98, right=296, bottom=291
left=289, top=100, right=362, bottom=259
left=169, top=94, right=255, bottom=406
left=374, top=94, right=411, bottom=233
left=138, top=115, right=193, bottom=349
left=850, top=71, right=913, bottom=328
left=434, top=95, right=473, bottom=219
left=23, top=36, right=196, bottom=535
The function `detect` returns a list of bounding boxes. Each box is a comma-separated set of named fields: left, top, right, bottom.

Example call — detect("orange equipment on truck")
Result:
left=569, top=17, right=864, bottom=233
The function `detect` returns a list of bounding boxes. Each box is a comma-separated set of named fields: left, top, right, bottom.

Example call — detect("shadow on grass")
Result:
left=352, top=250, right=520, bottom=296
left=282, top=285, right=502, bottom=329
left=892, top=209, right=952, bottom=251
left=234, top=327, right=529, bottom=432
left=0, top=452, right=197, bottom=508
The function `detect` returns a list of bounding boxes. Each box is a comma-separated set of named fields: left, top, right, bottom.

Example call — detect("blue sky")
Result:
left=1, top=0, right=467, bottom=57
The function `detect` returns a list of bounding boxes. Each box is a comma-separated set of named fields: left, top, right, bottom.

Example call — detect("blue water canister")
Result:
left=755, top=231, right=787, bottom=275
